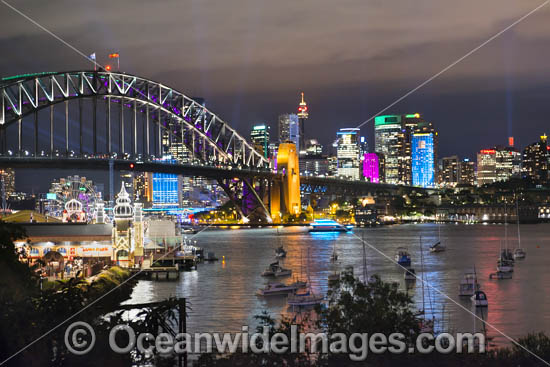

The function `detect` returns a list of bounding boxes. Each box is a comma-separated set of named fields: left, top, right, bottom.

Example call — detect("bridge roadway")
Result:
left=0, top=157, right=429, bottom=196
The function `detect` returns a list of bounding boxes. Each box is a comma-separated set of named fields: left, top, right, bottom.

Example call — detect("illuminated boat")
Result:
left=309, top=219, right=350, bottom=233
left=394, top=247, right=411, bottom=267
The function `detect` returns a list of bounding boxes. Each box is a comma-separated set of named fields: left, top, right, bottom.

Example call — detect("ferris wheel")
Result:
left=45, top=175, right=101, bottom=222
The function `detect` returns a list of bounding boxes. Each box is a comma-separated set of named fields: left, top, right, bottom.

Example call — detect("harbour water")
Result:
left=124, top=223, right=550, bottom=347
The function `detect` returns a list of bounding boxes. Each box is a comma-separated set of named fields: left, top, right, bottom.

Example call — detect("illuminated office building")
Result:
left=412, top=132, right=436, bottom=187
left=305, top=139, right=323, bottom=156
left=476, top=149, right=497, bottom=186
left=495, top=146, right=521, bottom=182
left=152, top=173, right=182, bottom=208
left=522, top=134, right=549, bottom=185
left=374, top=115, right=402, bottom=184
left=0, top=168, right=15, bottom=197
left=250, top=124, right=270, bottom=158
left=278, top=113, right=300, bottom=152
left=440, top=156, right=460, bottom=187
left=362, top=153, right=380, bottom=183
left=336, top=128, right=360, bottom=180
left=459, top=159, right=476, bottom=186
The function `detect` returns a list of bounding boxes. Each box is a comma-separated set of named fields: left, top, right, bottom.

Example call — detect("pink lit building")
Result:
left=362, top=153, right=379, bottom=183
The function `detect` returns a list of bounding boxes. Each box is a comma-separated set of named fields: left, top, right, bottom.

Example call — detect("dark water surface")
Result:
left=124, top=223, right=550, bottom=346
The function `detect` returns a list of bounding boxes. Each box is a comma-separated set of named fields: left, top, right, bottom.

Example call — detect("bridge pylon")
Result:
left=270, top=142, right=301, bottom=221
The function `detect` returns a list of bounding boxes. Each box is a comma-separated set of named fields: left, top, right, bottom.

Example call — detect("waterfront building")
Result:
left=411, top=131, right=436, bottom=187
left=522, top=135, right=549, bottom=185
left=362, top=153, right=380, bottom=183
left=374, top=115, right=402, bottom=184
left=278, top=113, right=300, bottom=152
left=250, top=124, right=270, bottom=158
left=297, top=92, right=309, bottom=154
left=337, top=128, right=361, bottom=180
left=477, top=149, right=497, bottom=186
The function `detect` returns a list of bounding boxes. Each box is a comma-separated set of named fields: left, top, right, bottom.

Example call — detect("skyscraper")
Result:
left=495, top=146, right=521, bottom=182
left=374, top=115, right=402, bottom=184
left=440, top=156, right=460, bottom=187
left=477, top=149, right=497, bottom=186
left=278, top=113, right=300, bottom=152
left=337, top=128, right=360, bottom=180
left=362, top=153, right=380, bottom=183
left=522, top=135, right=549, bottom=185
left=459, top=158, right=476, bottom=186
left=412, top=132, right=436, bottom=187
left=0, top=168, right=15, bottom=197
left=297, top=92, right=309, bottom=154
left=250, top=124, right=270, bottom=158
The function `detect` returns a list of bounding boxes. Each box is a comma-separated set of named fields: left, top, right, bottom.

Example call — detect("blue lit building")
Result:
left=412, top=133, right=435, bottom=187
left=152, top=173, right=182, bottom=208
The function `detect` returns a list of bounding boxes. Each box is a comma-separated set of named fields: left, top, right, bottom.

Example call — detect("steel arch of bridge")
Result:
left=0, top=71, right=269, bottom=169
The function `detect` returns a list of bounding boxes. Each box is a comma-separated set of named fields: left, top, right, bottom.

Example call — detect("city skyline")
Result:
left=2, top=1, right=550, bottom=162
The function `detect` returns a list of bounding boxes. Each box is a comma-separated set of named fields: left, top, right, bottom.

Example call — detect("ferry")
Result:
left=309, top=219, right=352, bottom=233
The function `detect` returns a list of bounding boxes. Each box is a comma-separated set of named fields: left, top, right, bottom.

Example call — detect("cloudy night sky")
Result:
left=1, top=0, right=550, bottom=191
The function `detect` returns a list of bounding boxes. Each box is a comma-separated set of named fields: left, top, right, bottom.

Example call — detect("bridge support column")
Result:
left=275, top=143, right=301, bottom=218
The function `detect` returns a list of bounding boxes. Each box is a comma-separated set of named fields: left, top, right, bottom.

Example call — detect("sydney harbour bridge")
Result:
left=0, top=71, right=426, bottom=222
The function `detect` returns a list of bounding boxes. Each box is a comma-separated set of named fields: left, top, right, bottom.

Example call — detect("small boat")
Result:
left=309, top=219, right=350, bottom=233
left=496, top=259, right=514, bottom=273
left=287, top=289, right=324, bottom=307
left=471, top=290, right=488, bottom=307
left=489, top=271, right=513, bottom=280
left=261, top=261, right=292, bottom=277
left=513, top=248, right=526, bottom=260
left=256, top=282, right=300, bottom=296
left=429, top=241, right=446, bottom=253
left=275, top=246, right=287, bottom=258
left=181, top=226, right=198, bottom=234
left=404, top=268, right=416, bottom=281
left=459, top=269, right=480, bottom=297
left=395, top=247, right=411, bottom=267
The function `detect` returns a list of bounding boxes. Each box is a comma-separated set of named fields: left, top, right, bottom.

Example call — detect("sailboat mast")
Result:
left=504, top=201, right=508, bottom=251
left=516, top=196, right=521, bottom=249
left=362, top=230, right=367, bottom=282
left=420, top=235, right=425, bottom=318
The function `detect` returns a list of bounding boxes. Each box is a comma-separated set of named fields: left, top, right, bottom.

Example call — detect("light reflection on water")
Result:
left=123, top=223, right=550, bottom=346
